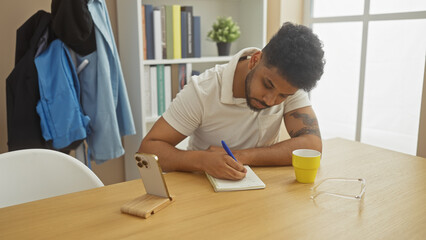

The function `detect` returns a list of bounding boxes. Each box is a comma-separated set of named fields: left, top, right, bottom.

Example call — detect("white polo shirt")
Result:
left=162, top=48, right=311, bottom=150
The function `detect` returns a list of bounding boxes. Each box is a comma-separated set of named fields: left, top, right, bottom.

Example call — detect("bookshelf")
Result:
left=117, top=0, right=267, bottom=180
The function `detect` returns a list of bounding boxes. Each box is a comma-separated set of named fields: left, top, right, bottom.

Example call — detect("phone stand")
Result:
left=121, top=194, right=174, bottom=219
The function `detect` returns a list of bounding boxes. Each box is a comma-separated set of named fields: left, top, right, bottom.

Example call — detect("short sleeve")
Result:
left=283, top=89, right=311, bottom=114
left=162, top=80, right=204, bottom=136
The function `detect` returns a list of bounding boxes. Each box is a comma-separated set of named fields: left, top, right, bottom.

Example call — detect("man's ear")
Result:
left=248, top=51, right=262, bottom=70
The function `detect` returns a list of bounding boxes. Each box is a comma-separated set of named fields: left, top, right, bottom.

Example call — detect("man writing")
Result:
left=139, top=22, right=325, bottom=180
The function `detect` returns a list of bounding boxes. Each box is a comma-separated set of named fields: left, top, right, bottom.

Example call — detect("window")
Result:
left=305, top=0, right=426, bottom=155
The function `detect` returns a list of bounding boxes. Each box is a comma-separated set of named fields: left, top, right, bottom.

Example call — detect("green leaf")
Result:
left=207, top=16, right=241, bottom=43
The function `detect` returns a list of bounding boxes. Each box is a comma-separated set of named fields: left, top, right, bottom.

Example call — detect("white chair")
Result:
left=0, top=149, right=104, bottom=208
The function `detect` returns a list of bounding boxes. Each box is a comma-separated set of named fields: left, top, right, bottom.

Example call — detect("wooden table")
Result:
left=1, top=138, right=425, bottom=239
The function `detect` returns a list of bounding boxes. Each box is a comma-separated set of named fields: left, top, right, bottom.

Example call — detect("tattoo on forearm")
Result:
left=289, top=127, right=321, bottom=138
left=289, top=112, right=321, bottom=138
left=290, top=112, right=317, bottom=126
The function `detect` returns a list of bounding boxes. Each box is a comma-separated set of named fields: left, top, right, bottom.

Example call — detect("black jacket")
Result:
left=6, top=10, right=53, bottom=151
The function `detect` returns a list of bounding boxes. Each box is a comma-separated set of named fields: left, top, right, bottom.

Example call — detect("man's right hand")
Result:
left=201, top=150, right=247, bottom=180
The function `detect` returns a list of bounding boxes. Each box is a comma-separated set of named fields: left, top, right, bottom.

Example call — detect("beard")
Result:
left=244, top=68, right=270, bottom=112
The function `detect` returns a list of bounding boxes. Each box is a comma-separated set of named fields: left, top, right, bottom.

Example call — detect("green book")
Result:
left=165, top=5, right=174, bottom=59
left=157, top=64, right=166, bottom=115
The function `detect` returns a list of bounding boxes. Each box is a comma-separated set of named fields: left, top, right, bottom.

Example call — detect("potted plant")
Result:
left=207, top=16, right=241, bottom=56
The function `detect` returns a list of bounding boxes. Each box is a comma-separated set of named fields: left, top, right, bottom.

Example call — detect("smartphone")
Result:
left=134, top=153, right=171, bottom=198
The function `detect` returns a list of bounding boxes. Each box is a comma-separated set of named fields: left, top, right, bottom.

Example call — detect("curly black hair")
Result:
left=262, top=22, right=325, bottom=92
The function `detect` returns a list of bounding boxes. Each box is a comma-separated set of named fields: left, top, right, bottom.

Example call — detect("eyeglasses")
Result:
left=311, top=178, right=366, bottom=200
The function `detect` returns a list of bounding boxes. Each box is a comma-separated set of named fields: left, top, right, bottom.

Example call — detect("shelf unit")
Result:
left=117, top=0, right=266, bottom=180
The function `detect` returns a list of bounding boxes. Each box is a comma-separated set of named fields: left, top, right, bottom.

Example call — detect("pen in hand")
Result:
left=221, top=140, right=237, bottom=162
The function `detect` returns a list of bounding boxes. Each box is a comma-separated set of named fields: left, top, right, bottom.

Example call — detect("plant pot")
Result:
left=217, top=42, right=231, bottom=56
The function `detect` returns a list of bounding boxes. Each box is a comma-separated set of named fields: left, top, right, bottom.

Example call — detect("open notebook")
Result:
left=206, top=165, right=265, bottom=192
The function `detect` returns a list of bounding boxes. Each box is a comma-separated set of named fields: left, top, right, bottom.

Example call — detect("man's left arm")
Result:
left=233, top=106, right=322, bottom=166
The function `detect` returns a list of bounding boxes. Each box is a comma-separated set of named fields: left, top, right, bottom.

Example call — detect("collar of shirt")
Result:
left=220, top=47, right=260, bottom=106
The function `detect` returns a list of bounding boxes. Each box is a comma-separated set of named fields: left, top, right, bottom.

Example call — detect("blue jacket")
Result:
left=76, top=0, right=135, bottom=163
left=35, top=39, right=90, bottom=149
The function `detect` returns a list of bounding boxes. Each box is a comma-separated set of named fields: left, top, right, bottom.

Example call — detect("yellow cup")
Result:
left=292, top=149, right=321, bottom=183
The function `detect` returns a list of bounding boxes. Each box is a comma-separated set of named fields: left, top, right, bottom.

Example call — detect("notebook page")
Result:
left=206, top=165, right=265, bottom=192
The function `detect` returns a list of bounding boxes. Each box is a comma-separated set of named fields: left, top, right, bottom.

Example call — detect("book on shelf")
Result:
left=160, top=6, right=167, bottom=59
left=181, top=6, right=194, bottom=58
left=186, top=63, right=192, bottom=84
left=153, top=8, right=162, bottom=60
left=180, top=10, right=188, bottom=58
left=172, top=5, right=181, bottom=59
left=144, top=4, right=154, bottom=60
left=164, top=65, right=172, bottom=110
left=165, top=5, right=174, bottom=59
left=156, top=65, right=166, bottom=115
left=171, top=64, right=179, bottom=98
left=144, top=63, right=193, bottom=119
left=149, top=66, right=158, bottom=117
left=193, top=16, right=201, bottom=58
left=144, top=4, right=200, bottom=60
left=143, top=65, right=152, bottom=117
left=142, top=5, right=147, bottom=60
left=178, top=63, right=186, bottom=91
left=171, top=63, right=190, bottom=98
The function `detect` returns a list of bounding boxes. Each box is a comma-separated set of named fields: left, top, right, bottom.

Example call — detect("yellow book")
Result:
left=172, top=5, right=181, bottom=59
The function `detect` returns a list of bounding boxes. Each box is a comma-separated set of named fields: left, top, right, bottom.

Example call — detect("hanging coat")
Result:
left=35, top=39, right=90, bottom=149
left=76, top=0, right=136, bottom=164
left=6, top=11, right=53, bottom=151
